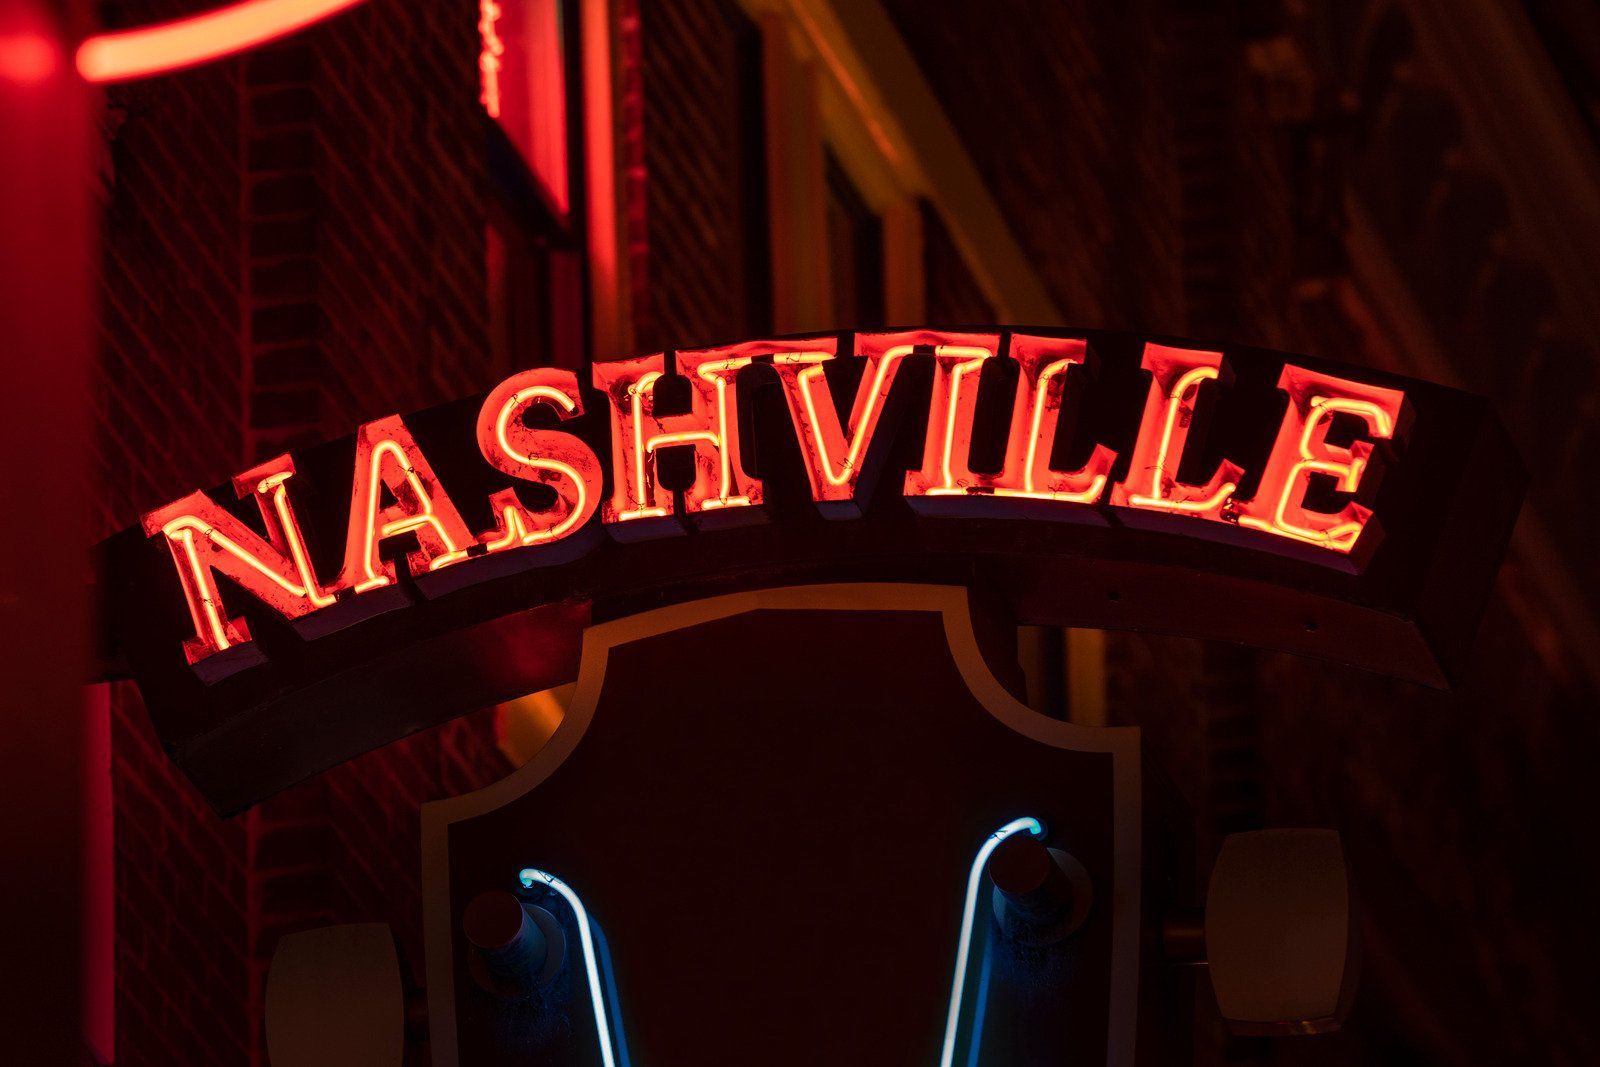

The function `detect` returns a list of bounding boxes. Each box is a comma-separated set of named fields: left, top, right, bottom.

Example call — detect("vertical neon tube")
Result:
left=518, top=867, right=624, bottom=1067
left=940, top=816, right=1046, bottom=1067
left=965, top=935, right=997, bottom=1067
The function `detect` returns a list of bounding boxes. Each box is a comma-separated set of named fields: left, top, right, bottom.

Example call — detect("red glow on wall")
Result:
left=75, top=0, right=366, bottom=83
left=82, top=684, right=113, bottom=1064
left=479, top=0, right=570, bottom=215
left=0, top=29, right=56, bottom=83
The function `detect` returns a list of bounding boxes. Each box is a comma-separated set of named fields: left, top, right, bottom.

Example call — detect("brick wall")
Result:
left=635, top=0, right=768, bottom=352
left=95, top=3, right=513, bottom=1063
left=250, top=710, right=509, bottom=1062
left=109, top=684, right=254, bottom=1067
left=881, top=0, right=1186, bottom=333
left=95, top=0, right=786, bottom=1058
left=919, top=201, right=994, bottom=325
left=93, top=1, right=1600, bottom=1063
left=311, top=1, right=499, bottom=417
left=95, top=5, right=256, bottom=1058
left=1323, top=0, right=1600, bottom=612
left=95, top=4, right=245, bottom=537
left=882, top=3, right=1600, bottom=1062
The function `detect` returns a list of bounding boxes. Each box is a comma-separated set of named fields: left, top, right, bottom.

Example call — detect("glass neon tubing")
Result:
left=518, top=867, right=623, bottom=1067
left=965, top=934, right=997, bottom=1067
left=76, top=0, right=368, bottom=83
left=939, top=816, right=1046, bottom=1067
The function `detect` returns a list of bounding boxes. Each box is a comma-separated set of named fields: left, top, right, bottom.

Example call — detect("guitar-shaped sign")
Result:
left=424, top=584, right=1151, bottom=1065
left=259, top=584, right=1360, bottom=1063
left=257, top=584, right=1342, bottom=1066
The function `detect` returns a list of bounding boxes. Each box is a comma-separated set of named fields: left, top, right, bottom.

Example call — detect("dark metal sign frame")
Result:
left=97, top=328, right=1523, bottom=813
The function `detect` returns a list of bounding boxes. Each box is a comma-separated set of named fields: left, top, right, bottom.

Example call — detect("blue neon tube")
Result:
left=939, top=816, right=1046, bottom=1067
left=518, top=866, right=625, bottom=1067
left=520, top=814, right=1043, bottom=1067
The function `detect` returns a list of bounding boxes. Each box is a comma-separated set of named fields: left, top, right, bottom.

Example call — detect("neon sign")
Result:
left=75, top=0, right=367, bottom=83
left=478, top=0, right=506, bottom=118
left=138, top=328, right=1416, bottom=673
left=508, top=817, right=1047, bottom=1067
left=940, top=816, right=1046, bottom=1066
left=102, top=327, right=1519, bottom=807
left=516, top=867, right=629, bottom=1067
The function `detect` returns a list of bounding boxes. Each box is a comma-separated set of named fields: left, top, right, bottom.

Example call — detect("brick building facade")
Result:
left=86, top=0, right=1599, bottom=1063
left=96, top=2, right=511, bottom=1061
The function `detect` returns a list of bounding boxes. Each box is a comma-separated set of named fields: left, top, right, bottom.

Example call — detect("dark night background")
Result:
left=4, top=0, right=1600, bottom=1063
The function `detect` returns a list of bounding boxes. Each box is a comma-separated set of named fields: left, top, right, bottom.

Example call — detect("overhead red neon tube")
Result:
left=75, top=0, right=366, bottom=83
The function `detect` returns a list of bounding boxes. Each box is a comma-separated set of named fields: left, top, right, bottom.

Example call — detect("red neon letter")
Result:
left=902, top=332, right=1000, bottom=500
left=142, top=454, right=331, bottom=670
left=1235, top=365, right=1409, bottom=557
left=478, top=0, right=505, bottom=117
left=336, top=415, right=474, bottom=593
left=476, top=368, right=602, bottom=550
left=593, top=347, right=760, bottom=537
left=991, top=334, right=1117, bottom=504
left=769, top=331, right=913, bottom=518
left=903, top=333, right=1117, bottom=510
left=1109, top=342, right=1244, bottom=522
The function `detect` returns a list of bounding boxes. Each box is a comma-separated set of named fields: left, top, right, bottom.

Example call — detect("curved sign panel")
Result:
left=421, top=585, right=1156, bottom=1066
left=98, top=328, right=1523, bottom=812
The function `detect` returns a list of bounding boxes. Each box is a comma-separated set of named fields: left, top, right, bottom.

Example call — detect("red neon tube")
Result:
left=76, top=0, right=366, bottom=83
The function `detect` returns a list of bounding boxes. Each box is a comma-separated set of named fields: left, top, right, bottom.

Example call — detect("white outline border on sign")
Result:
left=421, top=582, right=1142, bottom=1066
